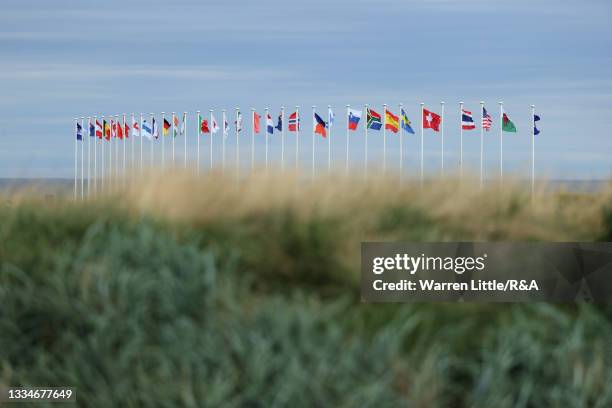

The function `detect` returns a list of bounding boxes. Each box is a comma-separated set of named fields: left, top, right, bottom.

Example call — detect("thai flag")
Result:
left=266, top=113, right=274, bottom=134
left=348, top=108, right=361, bottom=131
left=462, top=109, right=475, bottom=130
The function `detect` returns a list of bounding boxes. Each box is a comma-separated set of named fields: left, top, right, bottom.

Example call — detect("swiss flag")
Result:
left=423, top=108, right=441, bottom=132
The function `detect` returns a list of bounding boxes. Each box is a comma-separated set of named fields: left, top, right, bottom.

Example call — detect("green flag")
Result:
left=502, top=113, right=517, bottom=133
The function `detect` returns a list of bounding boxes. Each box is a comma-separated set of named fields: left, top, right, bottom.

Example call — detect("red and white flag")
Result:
left=422, top=108, right=441, bottom=132
left=253, top=112, right=261, bottom=134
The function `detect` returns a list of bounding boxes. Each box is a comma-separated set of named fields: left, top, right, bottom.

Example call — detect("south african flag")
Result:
left=367, top=108, right=382, bottom=130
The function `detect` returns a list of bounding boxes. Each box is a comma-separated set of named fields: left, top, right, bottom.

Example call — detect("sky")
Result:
left=0, top=0, right=611, bottom=180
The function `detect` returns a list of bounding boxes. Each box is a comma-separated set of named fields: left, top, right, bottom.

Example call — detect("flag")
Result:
left=385, top=109, right=399, bottom=133
left=400, top=109, right=415, bottom=134
left=276, top=112, right=283, bottom=131
left=117, top=121, right=124, bottom=139
left=124, top=122, right=130, bottom=139
left=348, top=109, right=361, bottom=130
left=482, top=107, right=492, bottom=131
left=502, top=113, right=517, bottom=133
left=89, top=121, right=95, bottom=137
left=95, top=120, right=103, bottom=138
left=132, top=119, right=140, bottom=137
left=103, top=120, right=111, bottom=140
left=328, top=108, right=334, bottom=127
left=211, top=113, right=220, bottom=134
left=534, top=114, right=541, bottom=135
left=367, top=108, right=382, bottom=130
left=173, top=115, right=179, bottom=137
left=180, top=113, right=186, bottom=135
left=110, top=119, right=116, bottom=138
left=253, top=111, right=261, bottom=134
left=223, top=118, right=229, bottom=139
left=235, top=111, right=243, bottom=133
left=266, top=113, right=274, bottom=134
left=76, top=122, right=83, bottom=141
left=461, top=109, right=475, bottom=130
left=163, top=118, right=171, bottom=136
left=142, top=120, right=153, bottom=140
left=288, top=111, right=299, bottom=132
left=199, top=114, right=210, bottom=133
left=152, top=118, right=159, bottom=139
left=422, top=108, right=441, bottom=132
left=314, top=112, right=327, bottom=137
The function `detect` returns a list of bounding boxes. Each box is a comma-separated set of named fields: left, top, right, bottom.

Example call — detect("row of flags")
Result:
left=76, top=105, right=541, bottom=141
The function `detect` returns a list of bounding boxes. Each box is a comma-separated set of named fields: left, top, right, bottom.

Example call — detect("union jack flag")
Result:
left=482, top=107, right=492, bottom=131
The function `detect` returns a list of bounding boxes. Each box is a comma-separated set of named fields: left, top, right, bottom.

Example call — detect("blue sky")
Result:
left=0, top=0, right=611, bottom=179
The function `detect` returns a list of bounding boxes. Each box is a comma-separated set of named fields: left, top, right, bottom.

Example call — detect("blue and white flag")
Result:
left=152, top=118, right=159, bottom=139
left=76, top=122, right=83, bottom=141
left=89, top=121, right=95, bottom=137
left=266, top=113, right=274, bottom=134
left=328, top=107, right=334, bottom=128
left=275, top=112, right=283, bottom=131
left=142, top=120, right=153, bottom=140
left=534, top=114, right=541, bottom=135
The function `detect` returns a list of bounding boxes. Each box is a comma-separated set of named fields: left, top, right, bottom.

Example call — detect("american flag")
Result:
left=482, top=107, right=492, bottom=131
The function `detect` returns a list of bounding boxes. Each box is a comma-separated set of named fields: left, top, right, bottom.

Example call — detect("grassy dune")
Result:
left=1, top=172, right=612, bottom=407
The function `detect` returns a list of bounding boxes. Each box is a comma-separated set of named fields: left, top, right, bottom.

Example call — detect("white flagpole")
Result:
left=311, top=105, right=316, bottom=179
left=109, top=116, right=113, bottom=190
left=345, top=104, right=350, bottom=175
left=364, top=104, right=369, bottom=179
left=93, top=116, right=97, bottom=196
left=122, top=113, right=126, bottom=185
left=281, top=106, right=285, bottom=171
left=440, top=101, right=445, bottom=178
left=80, top=117, right=84, bottom=200
left=74, top=118, right=78, bottom=201
left=101, top=116, right=105, bottom=193
left=399, top=103, right=403, bottom=185
left=459, top=102, right=464, bottom=181
left=531, top=104, right=536, bottom=196
left=251, top=108, right=255, bottom=171
left=480, top=102, right=484, bottom=189
left=161, top=112, right=165, bottom=168
left=131, top=113, right=135, bottom=173
left=139, top=113, right=143, bottom=174
left=264, top=107, right=269, bottom=169
left=209, top=109, right=214, bottom=170
left=295, top=105, right=300, bottom=173
left=150, top=113, right=155, bottom=168
left=222, top=109, right=226, bottom=172
left=236, top=107, right=240, bottom=180
left=171, top=111, right=176, bottom=167
left=115, top=114, right=119, bottom=185
left=420, top=103, right=424, bottom=188
left=196, top=110, right=201, bottom=175
left=499, top=101, right=503, bottom=185
left=328, top=104, right=332, bottom=173
left=183, top=112, right=187, bottom=169
left=87, top=117, right=91, bottom=197
left=383, top=104, right=387, bottom=174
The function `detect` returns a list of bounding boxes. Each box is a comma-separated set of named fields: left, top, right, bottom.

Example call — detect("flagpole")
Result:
left=196, top=110, right=201, bottom=175
left=209, top=109, right=214, bottom=170
left=440, top=101, right=445, bottom=178
left=531, top=104, right=535, bottom=196
left=328, top=104, right=332, bottom=173
left=74, top=118, right=78, bottom=201
left=109, top=116, right=113, bottom=191
left=150, top=113, right=154, bottom=168
left=499, top=101, right=503, bottom=185
left=420, top=103, right=424, bottom=188
left=281, top=106, right=285, bottom=171
left=93, top=116, right=98, bottom=196
left=222, top=109, right=226, bottom=172
left=161, top=112, right=165, bottom=168
left=80, top=117, right=85, bottom=199
left=122, top=113, right=126, bottom=186
left=101, top=116, right=105, bottom=193
left=383, top=103, right=387, bottom=174
left=87, top=117, right=91, bottom=198
left=311, top=105, right=316, bottom=179
left=131, top=113, right=135, bottom=174
left=459, top=102, right=464, bottom=181
left=139, top=114, right=143, bottom=174
left=480, top=102, right=484, bottom=190
left=251, top=108, right=255, bottom=171
left=364, top=103, right=369, bottom=179
left=397, top=103, right=404, bottom=186
left=345, top=104, right=350, bottom=176
left=236, top=107, right=240, bottom=181
left=115, top=114, right=119, bottom=185
left=265, top=107, right=269, bottom=170
left=295, top=105, right=300, bottom=174
left=184, top=112, right=187, bottom=169
left=172, top=111, right=176, bottom=167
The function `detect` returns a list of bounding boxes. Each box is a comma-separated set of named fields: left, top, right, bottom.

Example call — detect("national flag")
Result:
left=502, top=113, right=517, bottom=133
left=163, top=118, right=171, bottom=136
left=142, top=120, right=153, bottom=140
left=367, top=108, right=382, bottom=130
left=124, top=122, right=130, bottom=139
left=253, top=111, right=261, bottom=134
left=534, top=114, right=541, bottom=135
left=235, top=111, right=243, bottom=133
left=180, top=113, right=186, bottom=135
left=275, top=112, right=283, bottom=131
left=76, top=122, right=83, bottom=141
left=328, top=108, right=334, bottom=127
left=132, top=120, right=140, bottom=137
left=385, top=109, right=399, bottom=133
left=266, top=113, right=274, bottom=134
left=103, top=120, right=111, bottom=140
left=89, top=121, right=95, bottom=138
left=314, top=112, right=327, bottom=137
left=117, top=121, right=124, bottom=139
left=422, top=108, right=441, bottom=132
left=152, top=118, right=159, bottom=139
left=400, top=109, right=415, bottom=134
left=110, top=119, right=116, bottom=138
left=223, top=118, right=229, bottom=139
left=173, top=115, right=179, bottom=137
left=95, top=120, right=103, bottom=138
left=211, top=113, right=220, bottom=134
left=461, top=109, right=475, bottom=130
left=199, top=114, right=210, bottom=134
left=288, top=111, right=299, bottom=132
left=482, top=107, right=492, bottom=131
left=348, top=109, right=361, bottom=131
